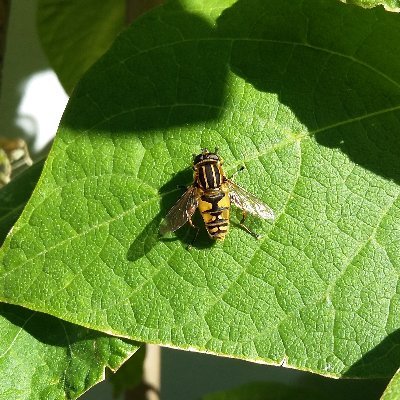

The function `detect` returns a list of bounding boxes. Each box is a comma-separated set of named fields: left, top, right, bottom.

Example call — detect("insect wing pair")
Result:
left=159, top=178, right=275, bottom=238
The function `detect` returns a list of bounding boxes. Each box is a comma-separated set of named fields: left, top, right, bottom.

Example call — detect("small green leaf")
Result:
left=109, top=346, right=146, bottom=397
left=202, top=382, right=324, bottom=400
left=202, top=379, right=388, bottom=400
left=2, top=0, right=400, bottom=378
left=0, top=303, right=140, bottom=400
left=381, top=369, right=400, bottom=400
left=341, top=0, right=400, bottom=11
left=37, top=0, right=125, bottom=94
left=0, top=160, right=44, bottom=245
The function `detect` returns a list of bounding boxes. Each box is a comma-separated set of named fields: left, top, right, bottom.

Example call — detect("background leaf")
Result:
left=341, top=0, right=400, bottom=11
left=381, top=369, right=400, bottom=400
left=0, top=303, right=140, bottom=400
left=37, top=0, right=125, bottom=94
left=108, top=345, right=146, bottom=397
left=2, top=0, right=400, bottom=378
left=202, top=382, right=323, bottom=400
left=202, top=379, right=388, bottom=400
left=0, top=160, right=44, bottom=245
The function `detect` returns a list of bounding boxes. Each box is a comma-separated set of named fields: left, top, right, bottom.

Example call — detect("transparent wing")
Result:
left=159, top=186, right=199, bottom=235
left=226, top=179, right=275, bottom=220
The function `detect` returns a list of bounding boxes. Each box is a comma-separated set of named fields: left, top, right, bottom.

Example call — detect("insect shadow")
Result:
left=127, top=167, right=215, bottom=262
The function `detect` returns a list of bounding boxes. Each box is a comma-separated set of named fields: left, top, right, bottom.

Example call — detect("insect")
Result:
left=160, top=148, right=275, bottom=241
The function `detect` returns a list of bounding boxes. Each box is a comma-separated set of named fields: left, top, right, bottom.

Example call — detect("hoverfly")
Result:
left=160, top=149, right=275, bottom=241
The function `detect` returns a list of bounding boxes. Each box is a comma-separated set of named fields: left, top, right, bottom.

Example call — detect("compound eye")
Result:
left=193, top=153, right=203, bottom=165
left=209, top=154, right=220, bottom=161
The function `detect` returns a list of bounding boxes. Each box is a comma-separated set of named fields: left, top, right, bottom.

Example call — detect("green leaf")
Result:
left=0, top=163, right=142, bottom=399
left=341, top=0, right=400, bottom=11
left=202, top=379, right=388, bottom=400
left=0, top=303, right=140, bottom=399
left=108, top=345, right=146, bottom=397
left=202, top=382, right=304, bottom=400
left=37, top=0, right=125, bottom=94
left=381, top=369, right=400, bottom=400
left=2, top=0, right=400, bottom=378
left=202, top=382, right=325, bottom=400
left=0, top=160, right=44, bottom=245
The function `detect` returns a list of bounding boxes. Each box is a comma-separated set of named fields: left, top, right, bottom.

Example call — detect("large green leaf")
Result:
left=0, top=303, right=139, bottom=399
left=2, top=0, right=400, bottom=378
left=37, top=0, right=125, bottom=94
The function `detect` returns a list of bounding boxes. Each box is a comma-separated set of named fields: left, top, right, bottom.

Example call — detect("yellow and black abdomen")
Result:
left=198, top=185, right=230, bottom=241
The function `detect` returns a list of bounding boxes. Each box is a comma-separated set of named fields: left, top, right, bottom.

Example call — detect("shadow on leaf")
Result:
left=217, top=0, right=400, bottom=184
left=63, top=1, right=228, bottom=133
left=127, top=167, right=214, bottom=261
left=0, top=302, right=137, bottom=348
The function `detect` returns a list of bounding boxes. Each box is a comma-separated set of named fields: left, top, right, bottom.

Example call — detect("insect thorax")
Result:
left=195, top=160, right=224, bottom=190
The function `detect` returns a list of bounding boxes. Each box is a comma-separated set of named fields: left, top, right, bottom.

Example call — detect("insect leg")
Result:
left=240, top=210, right=246, bottom=225
left=239, top=211, right=262, bottom=240
left=187, top=227, right=200, bottom=250
left=187, top=213, right=197, bottom=228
